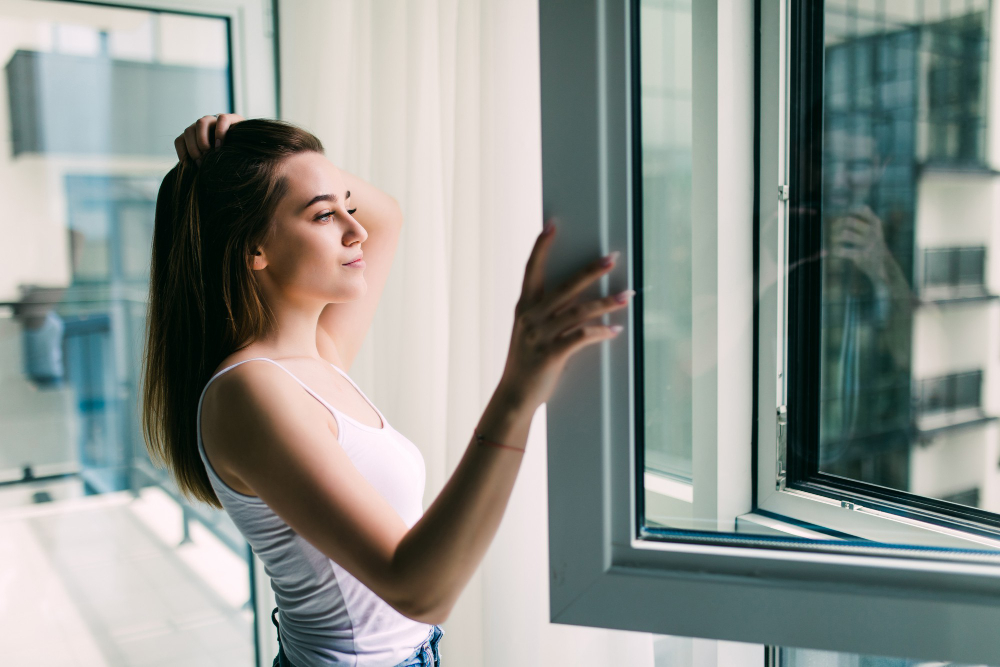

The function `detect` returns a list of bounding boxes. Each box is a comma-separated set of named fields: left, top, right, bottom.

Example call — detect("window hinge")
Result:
left=776, top=405, right=787, bottom=490
left=778, top=184, right=789, bottom=201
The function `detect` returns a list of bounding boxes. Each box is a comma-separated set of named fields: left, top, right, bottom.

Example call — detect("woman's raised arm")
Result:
left=316, top=169, right=403, bottom=372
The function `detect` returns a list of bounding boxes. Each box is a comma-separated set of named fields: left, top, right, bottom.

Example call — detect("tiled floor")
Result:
left=0, top=483, right=255, bottom=666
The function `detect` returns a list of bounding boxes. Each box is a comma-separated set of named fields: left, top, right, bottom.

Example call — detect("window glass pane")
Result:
left=957, top=247, right=985, bottom=286
left=638, top=0, right=1000, bottom=556
left=818, top=0, right=1000, bottom=512
left=0, top=2, right=254, bottom=664
left=639, top=0, right=693, bottom=493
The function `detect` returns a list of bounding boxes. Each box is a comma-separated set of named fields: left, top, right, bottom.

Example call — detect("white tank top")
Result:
left=195, top=357, right=434, bottom=667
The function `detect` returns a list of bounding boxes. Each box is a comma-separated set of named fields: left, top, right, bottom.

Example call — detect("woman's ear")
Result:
left=251, top=249, right=267, bottom=270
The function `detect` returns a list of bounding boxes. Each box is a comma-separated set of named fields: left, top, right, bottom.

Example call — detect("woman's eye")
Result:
left=317, top=207, right=358, bottom=221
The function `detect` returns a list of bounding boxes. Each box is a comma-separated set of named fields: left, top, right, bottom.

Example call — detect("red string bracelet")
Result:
left=474, top=430, right=525, bottom=453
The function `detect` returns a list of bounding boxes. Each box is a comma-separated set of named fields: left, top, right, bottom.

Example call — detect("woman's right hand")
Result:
left=498, top=218, right=634, bottom=410
left=173, top=113, right=245, bottom=166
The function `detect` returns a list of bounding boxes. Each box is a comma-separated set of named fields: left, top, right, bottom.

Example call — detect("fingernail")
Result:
left=601, top=251, right=620, bottom=267
left=215, top=138, right=221, bottom=148
left=542, top=220, right=555, bottom=235
left=195, top=158, right=202, bottom=167
left=609, top=325, right=624, bottom=334
left=614, top=289, right=635, bottom=304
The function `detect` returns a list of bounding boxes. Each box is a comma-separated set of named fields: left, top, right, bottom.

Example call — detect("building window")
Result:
left=922, top=246, right=989, bottom=300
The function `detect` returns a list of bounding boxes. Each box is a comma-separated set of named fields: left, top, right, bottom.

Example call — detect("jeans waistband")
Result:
left=271, top=607, right=444, bottom=666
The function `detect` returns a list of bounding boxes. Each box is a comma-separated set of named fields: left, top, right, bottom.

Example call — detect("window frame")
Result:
left=541, top=0, right=1000, bottom=662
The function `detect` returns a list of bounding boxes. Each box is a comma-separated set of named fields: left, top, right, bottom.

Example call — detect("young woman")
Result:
left=142, top=114, right=632, bottom=667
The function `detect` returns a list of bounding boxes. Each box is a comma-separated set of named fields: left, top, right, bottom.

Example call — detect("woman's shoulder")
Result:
left=203, top=349, right=340, bottom=427
left=210, top=347, right=275, bottom=377
left=203, top=353, right=311, bottom=420
left=200, top=351, right=341, bottom=491
left=202, top=355, right=280, bottom=424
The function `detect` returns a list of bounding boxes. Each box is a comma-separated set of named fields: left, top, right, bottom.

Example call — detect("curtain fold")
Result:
left=279, top=1, right=655, bottom=664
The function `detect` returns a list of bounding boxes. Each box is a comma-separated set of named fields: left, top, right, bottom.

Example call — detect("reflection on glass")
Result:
left=639, top=0, right=693, bottom=514
left=820, top=0, right=1000, bottom=510
left=0, top=2, right=253, bottom=664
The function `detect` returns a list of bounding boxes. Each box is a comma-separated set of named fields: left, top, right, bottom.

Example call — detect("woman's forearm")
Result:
left=339, top=169, right=403, bottom=232
left=390, top=379, right=538, bottom=623
left=380, top=220, right=628, bottom=624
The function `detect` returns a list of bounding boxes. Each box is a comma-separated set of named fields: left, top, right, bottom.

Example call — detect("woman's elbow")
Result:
left=402, top=601, right=451, bottom=626
left=391, top=590, right=452, bottom=626
left=389, top=196, right=404, bottom=228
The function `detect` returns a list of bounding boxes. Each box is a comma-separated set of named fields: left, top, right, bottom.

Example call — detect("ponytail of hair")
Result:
left=140, top=118, right=324, bottom=508
left=142, top=159, right=218, bottom=506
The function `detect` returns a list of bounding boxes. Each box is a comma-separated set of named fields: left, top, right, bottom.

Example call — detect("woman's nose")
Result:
left=346, top=214, right=368, bottom=244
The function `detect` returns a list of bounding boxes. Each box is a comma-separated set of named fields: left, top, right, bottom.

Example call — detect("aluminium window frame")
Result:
left=541, top=0, right=1000, bottom=663
left=54, top=1, right=279, bottom=665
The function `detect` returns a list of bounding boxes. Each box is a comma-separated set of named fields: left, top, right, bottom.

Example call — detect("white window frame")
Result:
left=59, top=0, right=278, bottom=664
left=540, top=0, right=1000, bottom=663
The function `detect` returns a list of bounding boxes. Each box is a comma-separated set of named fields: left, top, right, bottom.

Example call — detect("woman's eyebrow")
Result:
left=300, top=190, right=351, bottom=212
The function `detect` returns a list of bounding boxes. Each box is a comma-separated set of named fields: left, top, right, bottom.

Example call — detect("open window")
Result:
left=757, top=0, right=1000, bottom=552
left=540, top=0, right=1000, bottom=662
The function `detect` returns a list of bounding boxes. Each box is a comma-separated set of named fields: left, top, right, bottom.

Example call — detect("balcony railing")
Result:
left=921, top=246, right=995, bottom=303
left=915, top=369, right=996, bottom=435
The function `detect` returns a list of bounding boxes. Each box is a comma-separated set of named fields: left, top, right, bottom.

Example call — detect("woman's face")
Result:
left=254, top=151, right=368, bottom=305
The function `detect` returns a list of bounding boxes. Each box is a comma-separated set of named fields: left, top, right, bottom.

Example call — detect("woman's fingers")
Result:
left=182, top=128, right=202, bottom=165
left=174, top=135, right=188, bottom=162
left=832, top=228, right=867, bottom=247
left=173, top=113, right=244, bottom=164
left=554, top=323, right=623, bottom=356
left=539, top=250, right=619, bottom=317
left=518, top=219, right=557, bottom=310
left=184, top=116, right=215, bottom=165
left=548, top=290, right=633, bottom=338
left=194, top=116, right=214, bottom=154
left=214, top=113, right=244, bottom=147
left=833, top=216, right=871, bottom=235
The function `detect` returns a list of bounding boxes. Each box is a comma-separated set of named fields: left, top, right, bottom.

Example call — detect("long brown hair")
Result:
left=141, top=118, right=324, bottom=508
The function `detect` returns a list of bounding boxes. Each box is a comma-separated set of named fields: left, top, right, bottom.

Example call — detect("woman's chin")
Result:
left=331, top=282, right=367, bottom=302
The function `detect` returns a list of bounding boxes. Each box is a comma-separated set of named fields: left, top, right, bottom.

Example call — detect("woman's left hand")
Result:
left=174, top=113, right=245, bottom=165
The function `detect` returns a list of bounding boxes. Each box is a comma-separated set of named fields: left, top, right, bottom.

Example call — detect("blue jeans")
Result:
left=271, top=606, right=445, bottom=666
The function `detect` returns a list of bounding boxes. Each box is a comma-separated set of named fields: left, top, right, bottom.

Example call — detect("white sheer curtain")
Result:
left=278, top=1, right=655, bottom=665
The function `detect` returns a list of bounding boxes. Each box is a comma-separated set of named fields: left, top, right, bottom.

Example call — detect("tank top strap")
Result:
left=201, top=357, right=387, bottom=432
left=199, top=357, right=278, bottom=402
left=327, top=363, right=388, bottom=429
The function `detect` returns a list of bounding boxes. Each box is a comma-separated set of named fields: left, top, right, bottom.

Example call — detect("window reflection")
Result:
left=819, top=0, right=1000, bottom=509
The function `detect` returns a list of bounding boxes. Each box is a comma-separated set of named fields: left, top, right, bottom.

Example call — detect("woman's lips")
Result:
left=343, top=258, right=365, bottom=268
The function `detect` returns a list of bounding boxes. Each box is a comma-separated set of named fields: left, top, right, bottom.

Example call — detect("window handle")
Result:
left=777, top=405, right=788, bottom=490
